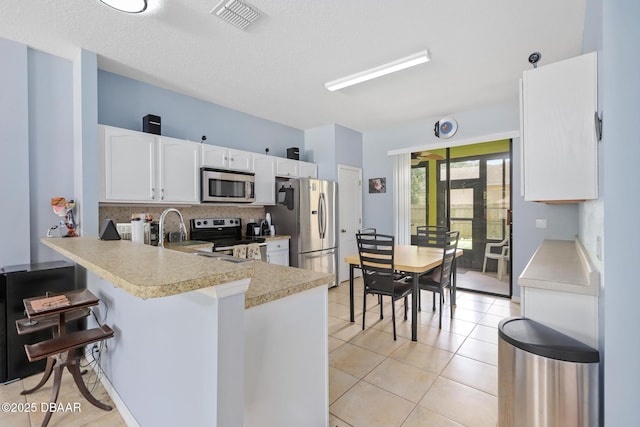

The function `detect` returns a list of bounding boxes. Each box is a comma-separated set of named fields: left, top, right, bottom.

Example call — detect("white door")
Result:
left=338, top=165, right=362, bottom=284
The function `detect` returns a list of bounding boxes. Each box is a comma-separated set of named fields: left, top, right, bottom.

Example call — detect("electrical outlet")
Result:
left=535, top=219, right=547, bottom=229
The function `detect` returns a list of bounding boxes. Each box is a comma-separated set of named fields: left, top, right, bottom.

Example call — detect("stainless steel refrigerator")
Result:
left=266, top=178, right=337, bottom=287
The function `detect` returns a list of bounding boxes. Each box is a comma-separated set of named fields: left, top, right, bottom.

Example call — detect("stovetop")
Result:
left=189, top=217, right=265, bottom=247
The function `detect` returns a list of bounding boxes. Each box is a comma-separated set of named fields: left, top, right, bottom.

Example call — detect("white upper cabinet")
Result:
left=201, top=145, right=252, bottom=172
left=298, top=161, right=318, bottom=178
left=100, top=125, right=200, bottom=203
left=158, top=136, right=200, bottom=203
left=522, top=52, right=598, bottom=202
left=100, top=126, right=157, bottom=202
left=100, top=125, right=318, bottom=204
left=252, top=154, right=276, bottom=205
left=276, top=158, right=298, bottom=177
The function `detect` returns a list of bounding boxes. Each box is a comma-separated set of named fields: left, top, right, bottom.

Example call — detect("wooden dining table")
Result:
left=344, top=245, right=462, bottom=341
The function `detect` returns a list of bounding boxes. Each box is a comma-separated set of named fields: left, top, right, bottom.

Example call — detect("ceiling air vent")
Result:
left=211, top=0, right=262, bottom=30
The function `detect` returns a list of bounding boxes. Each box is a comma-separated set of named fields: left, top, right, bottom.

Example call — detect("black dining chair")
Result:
left=358, top=227, right=377, bottom=234
left=417, top=230, right=459, bottom=329
left=357, top=233, right=412, bottom=340
left=415, top=225, right=448, bottom=310
left=416, top=225, right=448, bottom=248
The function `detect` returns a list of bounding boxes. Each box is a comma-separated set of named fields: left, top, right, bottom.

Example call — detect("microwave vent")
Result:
left=211, top=0, right=262, bottom=30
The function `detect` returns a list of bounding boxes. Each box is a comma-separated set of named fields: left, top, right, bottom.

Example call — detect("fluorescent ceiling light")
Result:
left=325, top=50, right=430, bottom=91
left=99, top=0, right=148, bottom=13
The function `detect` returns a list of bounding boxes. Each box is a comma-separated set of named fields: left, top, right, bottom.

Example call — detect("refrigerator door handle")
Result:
left=318, top=192, right=326, bottom=239
left=303, top=249, right=336, bottom=259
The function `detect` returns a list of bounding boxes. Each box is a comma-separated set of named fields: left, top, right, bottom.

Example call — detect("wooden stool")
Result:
left=16, top=307, right=90, bottom=395
left=21, top=289, right=114, bottom=427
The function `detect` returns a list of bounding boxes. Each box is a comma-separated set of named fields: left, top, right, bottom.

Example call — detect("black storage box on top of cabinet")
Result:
left=0, top=261, right=84, bottom=383
left=286, top=147, right=299, bottom=160
left=143, top=114, right=161, bottom=135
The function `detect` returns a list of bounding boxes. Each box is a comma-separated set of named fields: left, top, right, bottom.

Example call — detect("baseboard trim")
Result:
left=86, top=353, right=140, bottom=427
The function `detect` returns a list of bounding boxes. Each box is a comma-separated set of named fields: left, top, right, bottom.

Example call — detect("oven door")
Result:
left=201, top=168, right=255, bottom=203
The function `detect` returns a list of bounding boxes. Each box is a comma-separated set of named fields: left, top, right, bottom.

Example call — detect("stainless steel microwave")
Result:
left=201, top=168, right=255, bottom=203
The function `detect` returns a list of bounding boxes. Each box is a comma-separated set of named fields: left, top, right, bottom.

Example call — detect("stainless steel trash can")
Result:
left=498, top=317, right=599, bottom=427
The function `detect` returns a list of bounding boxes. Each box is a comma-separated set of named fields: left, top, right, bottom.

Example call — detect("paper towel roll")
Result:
left=131, top=220, right=145, bottom=244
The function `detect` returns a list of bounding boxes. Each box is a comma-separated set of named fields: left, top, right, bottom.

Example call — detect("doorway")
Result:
left=411, top=140, right=512, bottom=296
left=338, top=165, right=363, bottom=284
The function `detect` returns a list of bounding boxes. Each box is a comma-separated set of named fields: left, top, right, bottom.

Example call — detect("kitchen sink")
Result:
left=194, top=251, right=251, bottom=263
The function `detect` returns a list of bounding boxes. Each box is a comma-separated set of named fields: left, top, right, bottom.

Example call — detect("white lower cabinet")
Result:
left=266, top=240, right=289, bottom=266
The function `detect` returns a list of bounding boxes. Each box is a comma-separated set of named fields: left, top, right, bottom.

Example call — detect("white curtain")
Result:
left=393, top=153, right=411, bottom=244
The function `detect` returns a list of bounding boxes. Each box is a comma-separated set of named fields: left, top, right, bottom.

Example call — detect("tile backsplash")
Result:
left=99, top=205, right=266, bottom=239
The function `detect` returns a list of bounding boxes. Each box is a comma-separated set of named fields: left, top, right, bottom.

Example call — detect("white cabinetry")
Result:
left=100, top=126, right=157, bottom=202
left=201, top=145, right=252, bottom=171
left=518, top=240, right=599, bottom=348
left=298, top=161, right=318, bottom=178
left=276, top=158, right=298, bottom=177
left=266, top=240, right=289, bottom=266
left=158, top=136, right=200, bottom=203
left=521, top=51, right=598, bottom=202
left=99, top=125, right=200, bottom=203
left=253, top=154, right=276, bottom=205
left=276, top=158, right=318, bottom=178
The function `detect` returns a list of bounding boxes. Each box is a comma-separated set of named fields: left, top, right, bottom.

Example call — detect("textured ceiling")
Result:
left=0, top=0, right=586, bottom=131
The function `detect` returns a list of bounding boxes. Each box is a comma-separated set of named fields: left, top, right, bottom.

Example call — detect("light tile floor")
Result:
left=0, top=363, right=127, bottom=427
left=329, top=277, right=520, bottom=427
left=2, top=277, right=518, bottom=427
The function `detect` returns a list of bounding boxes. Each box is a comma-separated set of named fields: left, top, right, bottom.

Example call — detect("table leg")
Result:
left=349, top=264, right=355, bottom=323
left=412, top=272, right=418, bottom=342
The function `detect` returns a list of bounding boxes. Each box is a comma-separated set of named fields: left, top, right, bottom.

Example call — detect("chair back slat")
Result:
left=438, top=231, right=460, bottom=287
left=356, top=233, right=395, bottom=291
left=416, top=225, right=448, bottom=248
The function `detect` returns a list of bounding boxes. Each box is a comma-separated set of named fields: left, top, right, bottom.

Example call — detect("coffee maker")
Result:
left=260, top=220, right=270, bottom=236
left=246, top=221, right=259, bottom=237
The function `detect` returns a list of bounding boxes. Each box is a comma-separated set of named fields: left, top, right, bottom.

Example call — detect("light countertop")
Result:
left=518, top=239, right=599, bottom=296
left=41, top=237, right=332, bottom=307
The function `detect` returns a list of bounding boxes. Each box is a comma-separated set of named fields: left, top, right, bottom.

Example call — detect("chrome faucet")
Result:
left=158, top=208, right=187, bottom=248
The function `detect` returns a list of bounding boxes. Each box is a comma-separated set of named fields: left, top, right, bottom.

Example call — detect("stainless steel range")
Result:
left=189, top=218, right=266, bottom=260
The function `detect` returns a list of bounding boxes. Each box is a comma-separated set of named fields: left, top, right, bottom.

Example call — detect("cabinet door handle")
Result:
left=161, top=188, right=165, bottom=200
left=151, top=188, right=156, bottom=200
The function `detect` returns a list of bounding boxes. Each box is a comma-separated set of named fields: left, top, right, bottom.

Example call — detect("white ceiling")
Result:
left=0, top=0, right=586, bottom=132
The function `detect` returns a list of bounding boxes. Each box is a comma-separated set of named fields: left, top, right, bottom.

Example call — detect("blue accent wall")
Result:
left=0, top=38, right=31, bottom=267
left=603, top=1, right=640, bottom=424
left=97, top=70, right=304, bottom=158
left=27, top=49, right=75, bottom=263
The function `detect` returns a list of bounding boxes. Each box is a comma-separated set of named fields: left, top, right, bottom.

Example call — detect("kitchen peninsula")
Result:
left=41, top=237, right=332, bottom=427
